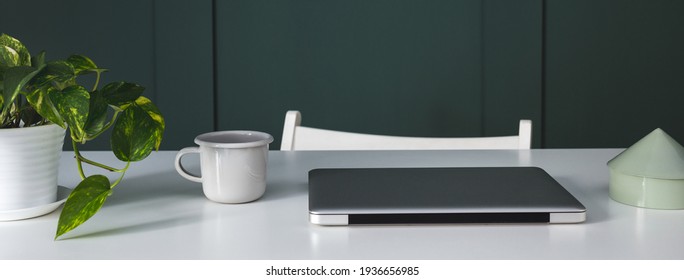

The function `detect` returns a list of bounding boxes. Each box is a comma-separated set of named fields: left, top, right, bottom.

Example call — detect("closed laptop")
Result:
left=308, top=167, right=586, bottom=225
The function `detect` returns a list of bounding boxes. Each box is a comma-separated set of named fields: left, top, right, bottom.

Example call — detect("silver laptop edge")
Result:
left=310, top=212, right=586, bottom=225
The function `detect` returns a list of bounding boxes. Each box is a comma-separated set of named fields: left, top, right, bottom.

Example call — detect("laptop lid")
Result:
left=308, top=167, right=586, bottom=225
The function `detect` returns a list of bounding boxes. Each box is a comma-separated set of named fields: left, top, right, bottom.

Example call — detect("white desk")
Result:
left=1, top=149, right=682, bottom=259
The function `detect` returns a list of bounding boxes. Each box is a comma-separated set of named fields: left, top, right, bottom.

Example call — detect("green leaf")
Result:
left=50, top=85, right=90, bottom=140
left=111, top=96, right=165, bottom=161
left=1, top=65, right=43, bottom=115
left=135, top=96, right=165, bottom=150
left=66, top=54, right=108, bottom=76
left=55, top=175, right=112, bottom=239
left=31, top=51, right=46, bottom=68
left=0, top=45, right=20, bottom=67
left=31, top=60, right=76, bottom=89
left=0, top=34, right=31, bottom=66
left=84, top=90, right=108, bottom=138
left=25, top=87, right=64, bottom=127
left=101, top=81, right=144, bottom=108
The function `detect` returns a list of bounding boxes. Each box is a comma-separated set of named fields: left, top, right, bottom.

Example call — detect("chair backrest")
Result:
left=280, top=110, right=532, bottom=151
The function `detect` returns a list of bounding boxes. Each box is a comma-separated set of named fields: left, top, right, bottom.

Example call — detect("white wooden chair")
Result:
left=280, top=110, right=532, bottom=151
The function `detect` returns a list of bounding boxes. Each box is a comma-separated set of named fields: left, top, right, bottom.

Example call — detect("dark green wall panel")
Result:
left=483, top=0, right=543, bottom=146
left=154, top=0, right=215, bottom=149
left=0, top=1, right=155, bottom=94
left=215, top=0, right=543, bottom=148
left=545, top=0, right=684, bottom=147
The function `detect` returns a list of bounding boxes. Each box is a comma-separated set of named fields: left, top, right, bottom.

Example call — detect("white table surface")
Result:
left=1, top=149, right=682, bottom=260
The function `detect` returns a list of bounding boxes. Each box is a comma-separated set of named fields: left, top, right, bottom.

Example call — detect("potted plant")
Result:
left=0, top=34, right=165, bottom=239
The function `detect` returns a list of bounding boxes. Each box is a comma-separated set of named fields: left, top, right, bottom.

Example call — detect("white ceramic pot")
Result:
left=0, top=124, right=66, bottom=211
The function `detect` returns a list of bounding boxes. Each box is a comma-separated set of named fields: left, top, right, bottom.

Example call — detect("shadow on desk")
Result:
left=58, top=170, right=201, bottom=240
left=58, top=170, right=309, bottom=240
left=59, top=215, right=199, bottom=240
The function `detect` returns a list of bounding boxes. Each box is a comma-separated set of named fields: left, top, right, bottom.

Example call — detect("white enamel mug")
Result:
left=175, top=131, right=273, bottom=203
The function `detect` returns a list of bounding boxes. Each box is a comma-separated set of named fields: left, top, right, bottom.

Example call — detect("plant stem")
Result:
left=110, top=161, right=131, bottom=188
left=72, top=141, right=87, bottom=180
left=92, top=71, right=101, bottom=92
left=85, top=110, right=120, bottom=141
left=72, top=141, right=126, bottom=175
left=78, top=155, right=126, bottom=173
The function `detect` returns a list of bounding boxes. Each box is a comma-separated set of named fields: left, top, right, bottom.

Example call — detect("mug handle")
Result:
left=175, top=147, right=202, bottom=183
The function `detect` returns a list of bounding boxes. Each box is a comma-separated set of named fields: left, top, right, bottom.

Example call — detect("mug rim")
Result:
left=194, top=130, right=274, bottom=148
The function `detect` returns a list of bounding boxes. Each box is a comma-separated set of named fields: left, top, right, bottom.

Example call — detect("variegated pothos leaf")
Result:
left=55, top=175, right=112, bottom=239
left=111, top=96, right=164, bottom=162
left=50, top=85, right=90, bottom=141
